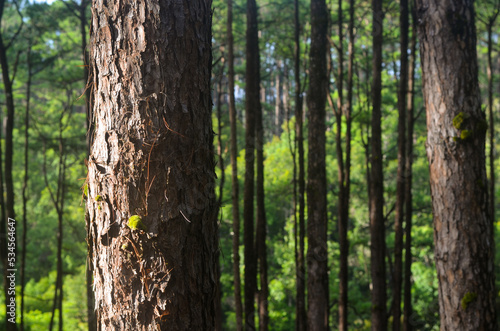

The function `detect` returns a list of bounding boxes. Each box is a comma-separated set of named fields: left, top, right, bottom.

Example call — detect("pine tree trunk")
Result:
left=393, top=0, right=409, bottom=329
left=20, top=44, right=32, bottom=331
left=244, top=0, right=260, bottom=329
left=227, top=0, right=243, bottom=329
left=294, top=0, right=306, bottom=328
left=416, top=0, right=497, bottom=329
left=307, top=0, right=329, bottom=330
left=403, top=7, right=416, bottom=330
left=370, top=0, right=387, bottom=329
left=256, top=93, right=268, bottom=330
left=88, top=0, right=217, bottom=329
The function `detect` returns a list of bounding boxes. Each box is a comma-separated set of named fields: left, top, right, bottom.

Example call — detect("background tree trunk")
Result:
left=307, top=0, right=328, bottom=330
left=369, top=0, right=387, bottom=329
left=227, top=0, right=243, bottom=329
left=244, top=0, right=260, bottom=329
left=393, top=0, right=409, bottom=329
left=294, top=0, right=306, bottom=329
left=403, top=6, right=417, bottom=330
left=416, top=0, right=497, bottom=329
left=88, top=0, right=217, bottom=329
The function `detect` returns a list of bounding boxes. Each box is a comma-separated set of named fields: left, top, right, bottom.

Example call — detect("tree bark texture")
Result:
left=244, top=0, right=259, bottom=329
left=416, top=0, right=497, bottom=329
left=227, top=0, right=243, bottom=329
left=370, top=0, right=387, bottom=329
left=88, top=0, right=217, bottom=329
left=306, top=0, right=328, bottom=330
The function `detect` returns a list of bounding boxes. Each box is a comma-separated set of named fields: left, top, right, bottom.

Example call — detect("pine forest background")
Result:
left=0, top=0, right=498, bottom=330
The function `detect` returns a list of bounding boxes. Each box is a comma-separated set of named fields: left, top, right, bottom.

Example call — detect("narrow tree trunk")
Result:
left=393, top=0, right=409, bottom=329
left=370, top=0, right=387, bottom=329
left=275, top=62, right=282, bottom=136
left=416, top=0, right=497, bottom=329
left=88, top=0, right=218, bottom=328
left=244, top=0, right=260, bottom=329
left=334, top=0, right=349, bottom=329
left=20, top=43, right=32, bottom=331
left=294, top=0, right=306, bottom=328
left=256, top=84, right=268, bottom=330
left=486, top=15, right=498, bottom=242
left=307, top=0, right=329, bottom=330
left=215, top=65, right=225, bottom=331
left=227, top=0, right=243, bottom=329
left=403, top=7, right=416, bottom=330
left=0, top=1, right=16, bottom=325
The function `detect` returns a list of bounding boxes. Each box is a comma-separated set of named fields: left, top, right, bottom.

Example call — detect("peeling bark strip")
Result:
left=88, top=1, right=217, bottom=329
left=416, top=0, right=497, bottom=329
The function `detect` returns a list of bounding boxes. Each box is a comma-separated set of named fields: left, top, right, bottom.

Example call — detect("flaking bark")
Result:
left=88, top=1, right=217, bottom=329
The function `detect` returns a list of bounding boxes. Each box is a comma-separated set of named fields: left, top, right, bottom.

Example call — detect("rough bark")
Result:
left=403, top=7, right=416, bottom=331
left=416, top=0, right=497, bottom=329
left=307, top=0, right=328, bottom=330
left=227, top=0, right=243, bottom=329
left=88, top=0, right=217, bottom=329
left=244, top=0, right=259, bottom=329
left=294, top=0, right=306, bottom=328
left=393, top=0, right=409, bottom=329
left=370, top=0, right=387, bottom=329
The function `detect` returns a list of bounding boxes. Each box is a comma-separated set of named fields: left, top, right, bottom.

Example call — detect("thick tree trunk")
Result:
left=227, top=1, right=243, bottom=329
left=307, top=0, right=328, bottom=330
left=88, top=0, right=217, bottom=329
left=393, top=0, right=409, bottom=329
left=370, top=0, right=387, bottom=329
left=403, top=7, right=416, bottom=330
left=416, top=0, right=497, bottom=329
left=244, top=0, right=260, bottom=329
left=294, top=0, right=306, bottom=328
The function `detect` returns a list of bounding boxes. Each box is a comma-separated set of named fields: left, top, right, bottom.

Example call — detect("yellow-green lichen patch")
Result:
left=461, top=292, right=477, bottom=310
left=453, top=112, right=468, bottom=130
left=128, top=215, right=147, bottom=231
left=95, top=195, right=103, bottom=202
left=460, top=130, right=472, bottom=140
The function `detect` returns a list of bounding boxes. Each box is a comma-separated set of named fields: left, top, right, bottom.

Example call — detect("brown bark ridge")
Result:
left=370, top=0, right=387, bottom=329
left=416, top=0, right=497, bottom=329
left=294, top=0, right=306, bottom=328
left=403, top=6, right=416, bottom=331
left=393, top=0, right=409, bottom=329
left=227, top=0, right=243, bottom=329
left=306, top=0, right=328, bottom=330
left=244, top=0, right=259, bottom=329
left=88, top=0, right=217, bottom=329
